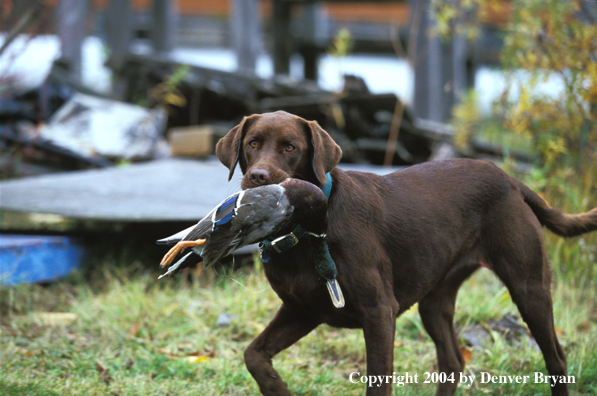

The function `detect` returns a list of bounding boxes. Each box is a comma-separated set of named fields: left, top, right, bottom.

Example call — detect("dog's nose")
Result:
left=249, top=169, right=270, bottom=186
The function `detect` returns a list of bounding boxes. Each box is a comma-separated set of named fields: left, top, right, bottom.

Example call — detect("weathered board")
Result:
left=0, top=157, right=404, bottom=223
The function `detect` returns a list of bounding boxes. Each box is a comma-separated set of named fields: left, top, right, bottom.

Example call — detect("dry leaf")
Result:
left=460, top=346, right=473, bottom=366
left=16, top=347, right=34, bottom=356
left=35, top=312, right=78, bottom=326
left=184, top=356, right=210, bottom=363
left=128, top=323, right=142, bottom=337
left=394, top=341, right=404, bottom=347
left=95, top=359, right=113, bottom=384
left=187, top=348, right=215, bottom=358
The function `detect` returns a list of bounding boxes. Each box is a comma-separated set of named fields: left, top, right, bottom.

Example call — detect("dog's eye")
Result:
left=285, top=144, right=295, bottom=152
left=248, top=140, right=257, bottom=148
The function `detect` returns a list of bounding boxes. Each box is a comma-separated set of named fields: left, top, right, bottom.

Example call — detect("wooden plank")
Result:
left=56, top=0, right=91, bottom=84
left=105, top=0, right=133, bottom=70
left=410, top=0, right=472, bottom=122
left=231, top=0, right=261, bottom=73
left=0, top=157, right=404, bottom=225
left=272, top=1, right=292, bottom=75
left=0, top=158, right=236, bottom=222
left=151, top=0, right=177, bottom=53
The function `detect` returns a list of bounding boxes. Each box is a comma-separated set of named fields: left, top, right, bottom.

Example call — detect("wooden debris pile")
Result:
left=117, top=54, right=432, bottom=166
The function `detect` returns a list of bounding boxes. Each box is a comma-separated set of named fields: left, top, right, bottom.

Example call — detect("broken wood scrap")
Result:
left=257, top=92, right=405, bottom=127
left=109, top=55, right=445, bottom=166
left=119, top=55, right=322, bottom=104
left=38, top=93, right=168, bottom=161
left=0, top=125, right=112, bottom=170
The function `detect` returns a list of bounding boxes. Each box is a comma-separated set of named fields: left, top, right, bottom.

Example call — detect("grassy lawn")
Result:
left=1, top=243, right=596, bottom=396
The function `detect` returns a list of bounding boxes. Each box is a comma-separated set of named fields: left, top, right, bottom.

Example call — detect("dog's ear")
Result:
left=216, top=114, right=260, bottom=181
left=303, top=119, right=342, bottom=185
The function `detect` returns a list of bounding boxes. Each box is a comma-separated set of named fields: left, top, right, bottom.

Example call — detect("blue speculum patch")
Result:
left=213, top=195, right=238, bottom=230
left=218, top=196, right=238, bottom=213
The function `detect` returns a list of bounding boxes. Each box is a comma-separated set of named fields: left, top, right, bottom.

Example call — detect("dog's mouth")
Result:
left=241, top=169, right=292, bottom=189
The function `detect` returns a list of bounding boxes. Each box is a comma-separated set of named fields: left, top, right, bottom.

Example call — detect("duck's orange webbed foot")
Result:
left=159, top=239, right=206, bottom=268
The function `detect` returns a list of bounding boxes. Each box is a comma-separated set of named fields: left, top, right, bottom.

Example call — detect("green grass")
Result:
left=1, top=249, right=596, bottom=396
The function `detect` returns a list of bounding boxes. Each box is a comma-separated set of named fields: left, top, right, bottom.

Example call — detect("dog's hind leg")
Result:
left=418, top=265, right=479, bottom=396
left=493, top=253, right=568, bottom=395
left=244, top=303, right=319, bottom=396
left=487, top=206, right=568, bottom=396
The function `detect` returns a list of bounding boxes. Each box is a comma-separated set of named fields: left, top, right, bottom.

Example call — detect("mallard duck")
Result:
left=157, top=178, right=327, bottom=274
left=157, top=178, right=344, bottom=308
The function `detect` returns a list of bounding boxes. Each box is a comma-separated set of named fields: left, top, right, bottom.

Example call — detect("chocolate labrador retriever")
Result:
left=215, top=110, right=597, bottom=396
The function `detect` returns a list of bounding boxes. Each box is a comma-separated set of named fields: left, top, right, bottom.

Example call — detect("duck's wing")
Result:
left=232, top=188, right=294, bottom=245
left=201, top=231, right=244, bottom=269
left=156, top=192, right=242, bottom=245
left=200, top=188, right=292, bottom=267
left=179, top=216, right=214, bottom=242
left=183, top=192, right=242, bottom=241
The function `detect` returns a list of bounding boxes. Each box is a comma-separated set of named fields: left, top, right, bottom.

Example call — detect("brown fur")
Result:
left=216, top=110, right=597, bottom=396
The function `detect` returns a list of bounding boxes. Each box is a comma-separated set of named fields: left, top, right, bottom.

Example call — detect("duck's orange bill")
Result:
left=160, top=239, right=206, bottom=268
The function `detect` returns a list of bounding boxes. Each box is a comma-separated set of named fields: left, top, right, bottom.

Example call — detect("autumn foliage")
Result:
left=500, top=0, right=597, bottom=202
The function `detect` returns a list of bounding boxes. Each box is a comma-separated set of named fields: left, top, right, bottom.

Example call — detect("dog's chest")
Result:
left=263, top=251, right=361, bottom=328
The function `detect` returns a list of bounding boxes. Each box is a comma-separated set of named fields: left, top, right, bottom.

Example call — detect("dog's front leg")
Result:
left=245, top=303, right=319, bottom=395
left=362, top=305, right=397, bottom=396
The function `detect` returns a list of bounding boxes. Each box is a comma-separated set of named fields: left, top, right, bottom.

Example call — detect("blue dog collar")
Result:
left=322, top=172, right=333, bottom=200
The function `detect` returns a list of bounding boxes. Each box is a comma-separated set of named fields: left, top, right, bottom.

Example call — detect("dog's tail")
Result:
left=515, top=179, right=597, bottom=237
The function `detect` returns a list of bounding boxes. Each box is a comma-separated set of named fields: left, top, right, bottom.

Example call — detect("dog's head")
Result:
left=216, top=111, right=342, bottom=190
